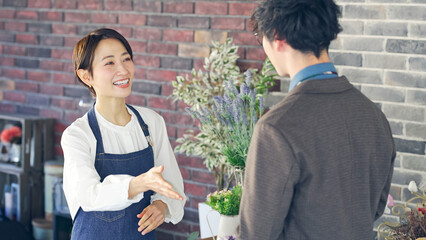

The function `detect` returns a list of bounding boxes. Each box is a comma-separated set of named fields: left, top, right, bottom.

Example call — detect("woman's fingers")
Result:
left=137, top=204, right=166, bottom=235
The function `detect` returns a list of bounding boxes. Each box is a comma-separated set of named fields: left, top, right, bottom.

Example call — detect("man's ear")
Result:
left=77, top=69, right=92, bottom=87
left=274, top=38, right=288, bottom=52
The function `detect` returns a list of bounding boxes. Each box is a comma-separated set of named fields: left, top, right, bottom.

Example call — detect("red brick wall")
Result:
left=0, top=1, right=262, bottom=239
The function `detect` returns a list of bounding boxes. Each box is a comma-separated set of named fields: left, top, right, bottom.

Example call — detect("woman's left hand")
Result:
left=137, top=200, right=167, bottom=235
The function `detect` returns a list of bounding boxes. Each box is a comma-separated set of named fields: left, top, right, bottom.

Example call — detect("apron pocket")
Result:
left=94, top=210, right=125, bottom=222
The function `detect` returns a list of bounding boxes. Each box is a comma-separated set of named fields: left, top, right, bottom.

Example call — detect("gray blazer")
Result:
left=237, top=76, right=395, bottom=240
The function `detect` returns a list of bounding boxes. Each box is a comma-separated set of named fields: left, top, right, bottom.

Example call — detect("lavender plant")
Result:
left=186, top=72, right=264, bottom=168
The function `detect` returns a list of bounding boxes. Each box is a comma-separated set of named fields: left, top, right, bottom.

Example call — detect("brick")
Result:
left=407, top=89, right=426, bottom=105
left=392, top=169, right=423, bottom=186
left=0, top=9, right=15, bottom=19
left=16, top=10, right=38, bottom=20
left=127, top=41, right=146, bottom=53
left=64, top=86, right=90, bottom=98
left=104, top=0, right=132, bottom=11
left=3, top=0, right=26, bottom=7
left=27, top=48, right=51, bottom=58
left=65, top=12, right=90, bottom=23
left=40, top=85, right=64, bottom=96
left=245, top=47, right=266, bottom=61
left=212, top=17, right=245, bottom=30
left=16, top=34, right=37, bottom=44
left=134, top=28, right=162, bottom=41
left=388, top=120, right=403, bottom=135
left=28, top=70, right=51, bottom=82
left=195, top=2, right=228, bottom=15
left=52, top=24, right=77, bottom=34
left=51, top=98, right=76, bottom=110
left=77, top=0, right=103, bottom=10
left=28, top=23, right=51, bottom=33
left=192, top=170, right=216, bottom=184
left=395, top=137, right=426, bottom=155
left=132, top=81, right=161, bottom=95
left=147, top=69, right=177, bottom=82
left=64, top=111, right=84, bottom=124
left=119, top=14, right=146, bottom=26
left=90, top=13, right=117, bottom=24
left=15, top=58, right=39, bottom=69
left=409, top=57, right=426, bottom=72
left=0, top=79, right=14, bottom=90
left=360, top=85, right=405, bottom=103
left=164, top=2, right=194, bottom=14
left=39, top=60, right=64, bottom=72
left=0, top=32, right=14, bottom=42
left=161, top=57, right=192, bottom=70
left=363, top=54, right=406, bottom=70
left=329, top=52, right=362, bottom=67
left=40, top=11, right=63, bottom=21
left=40, top=36, right=64, bottom=47
left=5, top=22, right=26, bottom=32
left=51, top=49, right=73, bottom=60
left=0, top=56, right=14, bottom=66
left=53, top=0, right=77, bottom=9
left=382, top=103, right=424, bottom=122
left=161, top=112, right=193, bottom=126
left=406, top=122, right=426, bottom=140
left=14, top=81, right=38, bottom=93
left=17, top=105, right=39, bottom=116
left=4, top=92, right=26, bottom=103
left=385, top=71, right=426, bottom=88
left=4, top=68, right=25, bottom=79
left=26, top=93, right=50, bottom=106
left=28, top=0, right=50, bottom=8
left=340, top=68, right=382, bottom=85
left=53, top=73, right=75, bottom=84
left=178, top=44, right=210, bottom=58
left=409, top=23, right=426, bottom=38
left=125, top=94, right=146, bottom=106
left=134, top=67, right=146, bottom=79
left=161, top=83, right=174, bottom=96
left=387, top=5, right=426, bottom=20
left=134, top=1, right=161, bottom=12
left=178, top=17, right=209, bottom=29
left=339, top=20, right=364, bottom=35
left=3, top=45, right=26, bottom=56
left=160, top=220, right=191, bottom=233
left=237, top=60, right=262, bottom=72
left=147, top=42, right=177, bottom=55
left=229, top=2, right=258, bottom=16
left=65, top=36, right=84, bottom=47
left=342, top=37, right=384, bottom=52
left=184, top=182, right=207, bottom=197
left=133, top=55, right=160, bottom=67
left=110, top=27, right=132, bottom=38
left=148, top=96, right=176, bottom=110
left=386, top=39, right=426, bottom=55
left=228, top=32, right=258, bottom=46
left=148, top=15, right=177, bottom=28
left=163, top=29, right=193, bottom=42
left=194, top=30, right=227, bottom=44
left=40, top=108, right=62, bottom=119
left=365, top=22, right=407, bottom=36
left=402, top=154, right=426, bottom=172
left=166, top=125, right=177, bottom=138
left=0, top=103, right=16, bottom=113
left=344, top=5, right=386, bottom=19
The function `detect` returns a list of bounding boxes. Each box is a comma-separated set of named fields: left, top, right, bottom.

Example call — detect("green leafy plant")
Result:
left=171, top=38, right=276, bottom=190
left=206, top=185, right=242, bottom=216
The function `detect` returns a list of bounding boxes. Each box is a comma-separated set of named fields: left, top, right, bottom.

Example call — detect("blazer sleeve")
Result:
left=237, top=122, right=300, bottom=240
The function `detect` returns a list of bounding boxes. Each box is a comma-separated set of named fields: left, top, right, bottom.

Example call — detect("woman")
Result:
left=61, top=28, right=186, bottom=240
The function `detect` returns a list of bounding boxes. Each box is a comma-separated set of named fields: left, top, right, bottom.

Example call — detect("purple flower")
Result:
left=259, top=96, right=264, bottom=115
left=240, top=83, right=250, bottom=96
left=245, top=70, right=252, bottom=86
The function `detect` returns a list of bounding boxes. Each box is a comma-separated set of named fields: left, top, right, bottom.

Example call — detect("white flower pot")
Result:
left=198, top=202, right=220, bottom=238
left=218, top=214, right=240, bottom=238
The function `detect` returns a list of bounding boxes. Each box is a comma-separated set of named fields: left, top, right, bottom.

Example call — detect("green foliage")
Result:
left=206, top=185, right=242, bottom=216
left=187, top=231, right=199, bottom=240
left=171, top=38, right=277, bottom=190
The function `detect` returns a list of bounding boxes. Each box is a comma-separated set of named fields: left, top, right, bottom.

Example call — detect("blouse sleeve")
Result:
left=61, top=117, right=144, bottom=219
left=149, top=114, right=186, bottom=224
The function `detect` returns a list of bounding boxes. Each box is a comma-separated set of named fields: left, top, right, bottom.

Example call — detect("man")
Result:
left=237, top=0, right=396, bottom=239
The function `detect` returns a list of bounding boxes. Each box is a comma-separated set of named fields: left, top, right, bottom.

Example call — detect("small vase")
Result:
left=217, top=214, right=239, bottom=239
left=233, top=166, right=245, bottom=187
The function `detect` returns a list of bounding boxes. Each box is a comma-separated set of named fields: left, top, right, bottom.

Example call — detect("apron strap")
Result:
left=126, top=104, right=154, bottom=146
left=88, top=105, right=105, bottom=154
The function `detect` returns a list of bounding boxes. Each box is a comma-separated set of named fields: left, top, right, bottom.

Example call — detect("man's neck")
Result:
left=288, top=50, right=331, bottom=79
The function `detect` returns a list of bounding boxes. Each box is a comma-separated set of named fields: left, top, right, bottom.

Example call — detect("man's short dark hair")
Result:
left=251, top=0, right=342, bottom=58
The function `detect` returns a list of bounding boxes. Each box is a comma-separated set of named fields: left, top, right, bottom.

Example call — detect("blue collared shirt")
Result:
left=288, top=62, right=338, bottom=92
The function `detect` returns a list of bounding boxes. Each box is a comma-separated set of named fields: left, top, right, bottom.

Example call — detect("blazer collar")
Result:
left=287, top=76, right=353, bottom=97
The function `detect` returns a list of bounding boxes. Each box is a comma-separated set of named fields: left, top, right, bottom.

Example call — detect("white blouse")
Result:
left=61, top=105, right=186, bottom=224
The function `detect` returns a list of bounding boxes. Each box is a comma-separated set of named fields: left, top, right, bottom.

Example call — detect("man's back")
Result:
left=239, top=76, right=395, bottom=239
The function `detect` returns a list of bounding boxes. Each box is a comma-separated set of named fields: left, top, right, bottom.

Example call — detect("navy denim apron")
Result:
left=71, top=105, right=156, bottom=240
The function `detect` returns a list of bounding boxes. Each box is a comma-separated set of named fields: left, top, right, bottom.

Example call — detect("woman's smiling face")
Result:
left=89, top=38, right=135, bottom=100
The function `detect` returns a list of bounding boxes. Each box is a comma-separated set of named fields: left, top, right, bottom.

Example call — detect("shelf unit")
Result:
left=0, top=113, right=54, bottom=229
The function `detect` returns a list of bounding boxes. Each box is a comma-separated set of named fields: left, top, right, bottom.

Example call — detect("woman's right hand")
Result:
left=128, top=165, right=183, bottom=200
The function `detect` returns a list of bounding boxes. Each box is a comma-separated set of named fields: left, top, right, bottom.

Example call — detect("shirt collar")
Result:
left=289, top=62, right=337, bottom=92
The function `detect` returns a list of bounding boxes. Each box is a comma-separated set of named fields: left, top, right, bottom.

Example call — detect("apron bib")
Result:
left=71, top=105, right=156, bottom=240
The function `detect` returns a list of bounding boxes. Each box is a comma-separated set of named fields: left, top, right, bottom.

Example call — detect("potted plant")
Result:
left=378, top=181, right=426, bottom=240
left=205, top=185, right=242, bottom=239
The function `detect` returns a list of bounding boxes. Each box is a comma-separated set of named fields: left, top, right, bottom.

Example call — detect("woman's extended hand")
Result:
left=137, top=200, right=167, bottom=235
left=128, top=165, right=183, bottom=200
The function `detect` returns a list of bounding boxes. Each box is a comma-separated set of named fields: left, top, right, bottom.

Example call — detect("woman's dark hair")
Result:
left=251, top=0, right=342, bottom=58
left=72, top=28, right=133, bottom=96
